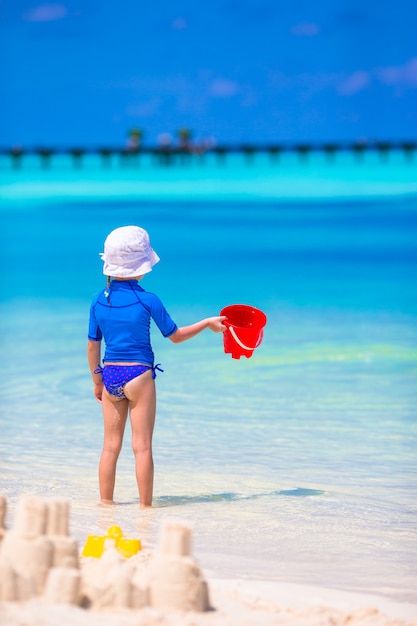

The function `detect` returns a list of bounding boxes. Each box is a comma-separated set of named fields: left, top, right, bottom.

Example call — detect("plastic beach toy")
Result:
left=81, top=525, right=141, bottom=559
left=220, top=304, right=267, bottom=359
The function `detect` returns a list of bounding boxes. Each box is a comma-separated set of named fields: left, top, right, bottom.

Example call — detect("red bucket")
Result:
left=220, top=304, right=267, bottom=359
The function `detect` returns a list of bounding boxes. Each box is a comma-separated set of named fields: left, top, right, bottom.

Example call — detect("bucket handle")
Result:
left=227, top=324, right=264, bottom=352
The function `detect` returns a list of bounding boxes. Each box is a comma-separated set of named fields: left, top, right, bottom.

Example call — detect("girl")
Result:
left=87, top=225, right=226, bottom=507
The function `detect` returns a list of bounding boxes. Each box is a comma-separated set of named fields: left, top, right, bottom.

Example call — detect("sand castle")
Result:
left=0, top=494, right=210, bottom=613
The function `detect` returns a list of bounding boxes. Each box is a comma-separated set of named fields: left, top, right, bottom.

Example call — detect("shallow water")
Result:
left=0, top=152, right=416, bottom=602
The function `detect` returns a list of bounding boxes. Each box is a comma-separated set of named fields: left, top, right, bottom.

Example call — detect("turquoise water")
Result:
left=0, top=151, right=416, bottom=602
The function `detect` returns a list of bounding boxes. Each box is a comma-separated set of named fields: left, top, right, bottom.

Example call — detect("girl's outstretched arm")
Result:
left=169, top=316, right=226, bottom=344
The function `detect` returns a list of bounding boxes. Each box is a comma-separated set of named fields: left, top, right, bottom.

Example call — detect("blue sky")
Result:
left=1, top=1, right=416, bottom=147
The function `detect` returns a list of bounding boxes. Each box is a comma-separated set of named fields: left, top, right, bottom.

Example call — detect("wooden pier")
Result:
left=1, top=141, right=416, bottom=169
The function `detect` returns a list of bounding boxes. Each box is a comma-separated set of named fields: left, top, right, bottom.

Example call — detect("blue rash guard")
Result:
left=88, top=280, right=178, bottom=365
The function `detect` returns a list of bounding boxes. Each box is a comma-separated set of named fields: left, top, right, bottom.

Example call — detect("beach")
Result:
left=2, top=587, right=417, bottom=626
left=1, top=567, right=417, bottom=625
left=1, top=497, right=416, bottom=626
left=1, top=152, right=416, bottom=624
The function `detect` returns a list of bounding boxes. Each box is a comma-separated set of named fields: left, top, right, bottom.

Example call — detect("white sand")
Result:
left=1, top=577, right=416, bottom=626
left=1, top=497, right=416, bottom=626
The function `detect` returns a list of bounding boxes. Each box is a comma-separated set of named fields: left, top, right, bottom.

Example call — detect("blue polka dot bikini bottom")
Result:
left=94, top=363, right=164, bottom=399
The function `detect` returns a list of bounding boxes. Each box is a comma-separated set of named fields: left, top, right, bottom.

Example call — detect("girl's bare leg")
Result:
left=99, top=391, right=129, bottom=503
left=124, top=370, right=156, bottom=507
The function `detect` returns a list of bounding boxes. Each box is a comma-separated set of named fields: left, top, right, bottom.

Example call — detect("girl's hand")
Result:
left=169, top=316, right=227, bottom=343
left=207, top=316, right=227, bottom=333
left=94, top=381, right=104, bottom=403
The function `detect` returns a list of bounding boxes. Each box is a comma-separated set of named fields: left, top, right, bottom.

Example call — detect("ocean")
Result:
left=0, top=149, right=416, bottom=603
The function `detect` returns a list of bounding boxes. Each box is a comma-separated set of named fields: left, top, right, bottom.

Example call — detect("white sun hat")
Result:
left=100, top=226, right=160, bottom=277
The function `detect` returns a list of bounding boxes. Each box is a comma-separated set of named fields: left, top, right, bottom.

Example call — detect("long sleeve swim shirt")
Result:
left=88, top=280, right=178, bottom=365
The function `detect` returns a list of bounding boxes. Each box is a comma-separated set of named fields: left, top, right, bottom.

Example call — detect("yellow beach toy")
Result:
left=81, top=525, right=141, bottom=558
